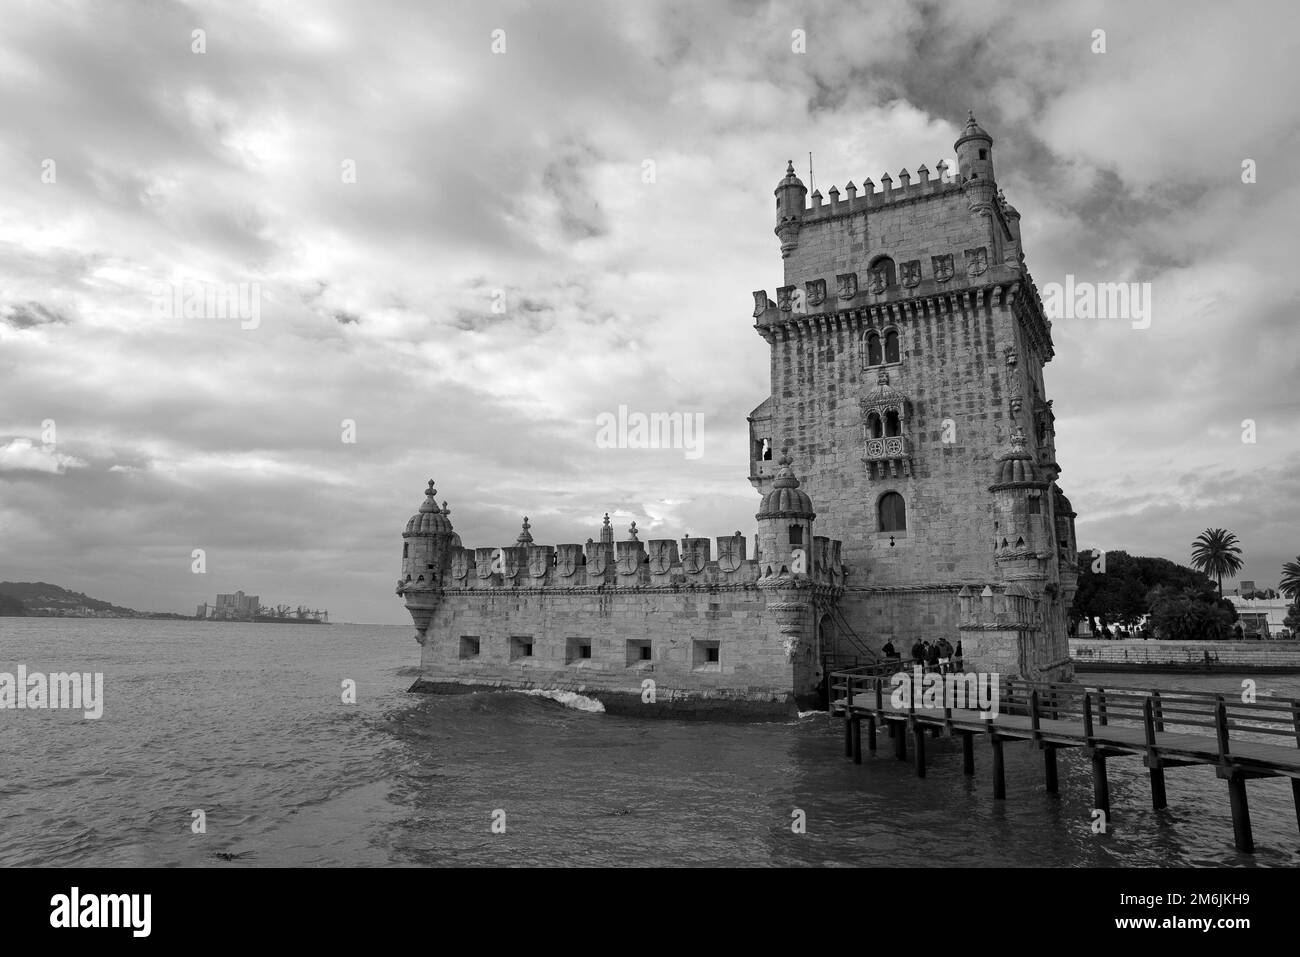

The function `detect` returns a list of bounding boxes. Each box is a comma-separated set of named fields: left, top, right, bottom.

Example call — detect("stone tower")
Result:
left=748, top=113, right=1076, bottom=680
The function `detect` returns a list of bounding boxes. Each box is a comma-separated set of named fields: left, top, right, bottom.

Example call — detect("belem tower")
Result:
left=396, top=113, right=1079, bottom=717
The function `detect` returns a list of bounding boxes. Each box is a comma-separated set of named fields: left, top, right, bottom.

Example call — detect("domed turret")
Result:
left=954, top=110, right=995, bottom=185
left=398, top=479, right=456, bottom=644
left=1052, top=487, right=1073, bottom=517
left=756, top=454, right=816, bottom=579
left=774, top=160, right=808, bottom=258
left=1053, top=486, right=1078, bottom=562
left=400, top=479, right=457, bottom=588
left=988, top=429, right=1050, bottom=579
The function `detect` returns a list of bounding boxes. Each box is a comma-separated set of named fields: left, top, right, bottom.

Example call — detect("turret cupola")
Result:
left=758, top=453, right=815, bottom=520
left=405, top=479, right=454, bottom=537
left=989, top=428, right=1047, bottom=490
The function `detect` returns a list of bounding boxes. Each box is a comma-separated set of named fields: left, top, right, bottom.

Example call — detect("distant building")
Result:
left=213, top=591, right=260, bottom=620
left=1228, top=596, right=1292, bottom=638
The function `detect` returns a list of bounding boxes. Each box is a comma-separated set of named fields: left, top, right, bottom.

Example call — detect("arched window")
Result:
left=402, top=543, right=409, bottom=558
left=867, top=412, right=883, bottom=438
left=884, top=410, right=901, bottom=437
left=878, top=492, right=906, bottom=532
left=884, top=328, right=900, bottom=363
left=866, top=332, right=882, bottom=366
left=788, top=524, right=803, bottom=546
left=870, top=256, right=896, bottom=288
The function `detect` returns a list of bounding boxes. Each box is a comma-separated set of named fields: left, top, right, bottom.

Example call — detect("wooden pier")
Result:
left=830, top=662, right=1300, bottom=853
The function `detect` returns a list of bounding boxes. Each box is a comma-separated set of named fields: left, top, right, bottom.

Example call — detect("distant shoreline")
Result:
left=199, top=616, right=328, bottom=625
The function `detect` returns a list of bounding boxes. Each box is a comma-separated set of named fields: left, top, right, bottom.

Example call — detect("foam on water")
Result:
left=514, top=688, right=607, bottom=713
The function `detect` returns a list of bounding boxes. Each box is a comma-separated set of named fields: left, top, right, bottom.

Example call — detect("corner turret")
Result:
left=756, top=453, right=816, bottom=577
left=954, top=110, right=995, bottom=186
left=397, top=479, right=456, bottom=643
left=774, top=161, right=808, bottom=259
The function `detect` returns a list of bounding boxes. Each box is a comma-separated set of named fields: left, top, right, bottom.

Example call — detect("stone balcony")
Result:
left=863, top=434, right=912, bottom=479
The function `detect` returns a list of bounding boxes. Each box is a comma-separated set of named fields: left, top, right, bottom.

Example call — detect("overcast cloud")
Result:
left=1, top=0, right=1296, bottom=623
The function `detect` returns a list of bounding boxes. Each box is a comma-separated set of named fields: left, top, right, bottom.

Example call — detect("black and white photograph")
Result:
left=0, top=0, right=1296, bottom=934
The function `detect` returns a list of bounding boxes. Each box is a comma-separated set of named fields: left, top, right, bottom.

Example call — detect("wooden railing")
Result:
left=827, top=671, right=1300, bottom=854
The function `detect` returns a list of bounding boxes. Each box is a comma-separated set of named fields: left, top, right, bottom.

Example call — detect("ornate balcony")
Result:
left=863, top=434, right=912, bottom=479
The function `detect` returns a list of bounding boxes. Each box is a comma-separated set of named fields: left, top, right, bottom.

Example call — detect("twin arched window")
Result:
left=865, top=328, right=900, bottom=366
left=878, top=492, right=907, bottom=532
left=865, top=411, right=902, bottom=438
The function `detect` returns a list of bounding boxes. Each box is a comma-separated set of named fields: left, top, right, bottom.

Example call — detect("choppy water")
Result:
left=1, top=618, right=1296, bottom=867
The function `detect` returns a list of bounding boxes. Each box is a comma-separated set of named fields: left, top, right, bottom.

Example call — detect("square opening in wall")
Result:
left=509, top=636, right=534, bottom=661
left=692, top=639, right=721, bottom=671
left=565, top=637, right=593, bottom=665
left=626, top=640, right=652, bottom=667
left=459, top=636, right=480, bottom=659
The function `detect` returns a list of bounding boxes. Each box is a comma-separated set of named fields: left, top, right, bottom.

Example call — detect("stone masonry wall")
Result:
left=1071, top=639, right=1300, bottom=671
left=417, top=587, right=804, bottom=717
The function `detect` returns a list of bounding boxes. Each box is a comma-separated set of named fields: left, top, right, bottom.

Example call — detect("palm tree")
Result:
left=1280, top=556, right=1300, bottom=601
left=1190, top=528, right=1244, bottom=598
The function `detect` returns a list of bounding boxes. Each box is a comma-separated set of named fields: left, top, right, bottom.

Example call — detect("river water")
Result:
left=1, top=618, right=1296, bottom=867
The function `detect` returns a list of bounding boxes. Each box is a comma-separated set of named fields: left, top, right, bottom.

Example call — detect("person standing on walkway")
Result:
left=937, top=637, right=953, bottom=674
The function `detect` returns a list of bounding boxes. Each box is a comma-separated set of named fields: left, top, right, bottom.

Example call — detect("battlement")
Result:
left=752, top=262, right=1029, bottom=323
left=804, top=162, right=960, bottom=222
left=429, top=530, right=845, bottom=591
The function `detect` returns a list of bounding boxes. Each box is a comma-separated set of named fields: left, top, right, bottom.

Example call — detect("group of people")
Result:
left=879, top=637, right=964, bottom=674
left=1095, top=623, right=1151, bottom=640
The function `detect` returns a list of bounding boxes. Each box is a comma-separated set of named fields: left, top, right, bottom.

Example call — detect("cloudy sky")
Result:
left=1, top=0, right=1297, bottom=624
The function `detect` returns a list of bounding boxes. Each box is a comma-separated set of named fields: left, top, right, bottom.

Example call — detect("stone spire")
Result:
left=516, top=516, right=533, bottom=545
left=628, top=520, right=639, bottom=542
left=600, top=513, right=613, bottom=544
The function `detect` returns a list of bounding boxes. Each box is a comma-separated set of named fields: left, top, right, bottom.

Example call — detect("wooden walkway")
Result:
left=830, top=662, right=1300, bottom=853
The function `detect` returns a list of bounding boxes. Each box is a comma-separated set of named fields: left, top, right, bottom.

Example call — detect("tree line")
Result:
left=1070, top=529, right=1300, bottom=640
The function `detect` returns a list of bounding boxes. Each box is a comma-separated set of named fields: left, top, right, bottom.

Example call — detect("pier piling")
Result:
left=1226, top=774, right=1253, bottom=853
left=991, top=735, right=1005, bottom=799
left=1091, top=753, right=1110, bottom=815
left=913, top=720, right=927, bottom=778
